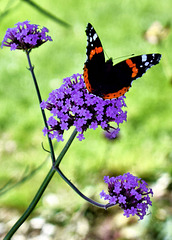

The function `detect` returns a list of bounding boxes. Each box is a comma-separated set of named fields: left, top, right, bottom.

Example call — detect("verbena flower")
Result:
left=104, top=128, right=120, bottom=140
left=1, top=20, right=52, bottom=51
left=100, top=172, right=153, bottom=220
left=41, top=73, right=127, bottom=141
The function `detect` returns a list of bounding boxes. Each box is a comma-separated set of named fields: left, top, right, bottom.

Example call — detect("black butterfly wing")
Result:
left=83, top=23, right=162, bottom=99
left=101, top=53, right=162, bottom=99
left=83, top=23, right=106, bottom=93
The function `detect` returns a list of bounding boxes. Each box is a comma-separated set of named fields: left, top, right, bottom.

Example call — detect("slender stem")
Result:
left=54, top=128, right=78, bottom=167
left=22, top=0, right=71, bottom=28
left=55, top=167, right=114, bottom=209
left=53, top=129, right=115, bottom=209
left=4, top=167, right=55, bottom=240
left=26, top=50, right=55, bottom=163
left=4, top=128, right=78, bottom=239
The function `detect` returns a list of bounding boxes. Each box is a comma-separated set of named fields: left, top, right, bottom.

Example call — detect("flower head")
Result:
left=100, top=172, right=153, bottom=220
left=1, top=20, right=52, bottom=51
left=41, top=73, right=127, bottom=141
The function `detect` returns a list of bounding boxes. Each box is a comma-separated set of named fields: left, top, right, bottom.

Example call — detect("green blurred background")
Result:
left=0, top=0, right=172, bottom=239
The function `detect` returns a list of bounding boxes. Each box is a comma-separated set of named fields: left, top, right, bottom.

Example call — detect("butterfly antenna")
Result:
left=113, top=53, right=135, bottom=61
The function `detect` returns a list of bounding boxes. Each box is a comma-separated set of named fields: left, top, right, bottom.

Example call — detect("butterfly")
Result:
left=83, top=23, right=161, bottom=99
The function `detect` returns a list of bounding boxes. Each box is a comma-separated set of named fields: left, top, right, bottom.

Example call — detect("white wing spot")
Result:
left=93, top=33, right=97, bottom=41
left=142, top=54, right=147, bottom=62
left=144, top=62, right=149, bottom=66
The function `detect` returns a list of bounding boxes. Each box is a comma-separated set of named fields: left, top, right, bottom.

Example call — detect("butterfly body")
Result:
left=83, top=23, right=161, bottom=99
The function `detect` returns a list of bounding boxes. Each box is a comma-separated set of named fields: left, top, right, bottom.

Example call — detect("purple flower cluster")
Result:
left=41, top=73, right=127, bottom=141
left=1, top=20, right=52, bottom=51
left=100, top=172, right=153, bottom=220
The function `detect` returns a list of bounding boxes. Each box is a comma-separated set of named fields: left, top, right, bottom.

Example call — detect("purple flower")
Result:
left=41, top=73, right=127, bottom=141
left=104, top=127, right=120, bottom=140
left=1, top=20, right=52, bottom=51
left=100, top=172, right=153, bottom=220
left=77, top=133, right=85, bottom=141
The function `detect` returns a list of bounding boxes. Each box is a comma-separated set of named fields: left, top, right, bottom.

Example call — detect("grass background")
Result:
left=0, top=0, right=172, bottom=239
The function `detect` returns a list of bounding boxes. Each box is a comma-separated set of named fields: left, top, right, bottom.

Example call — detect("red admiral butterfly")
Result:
left=83, top=23, right=161, bottom=99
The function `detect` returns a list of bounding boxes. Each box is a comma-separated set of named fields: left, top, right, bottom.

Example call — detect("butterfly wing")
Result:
left=83, top=23, right=106, bottom=94
left=83, top=23, right=162, bottom=99
left=102, top=53, right=162, bottom=99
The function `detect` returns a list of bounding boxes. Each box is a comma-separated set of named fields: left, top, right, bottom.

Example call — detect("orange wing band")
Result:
left=126, top=59, right=138, bottom=78
left=103, top=86, right=130, bottom=99
left=89, top=47, right=103, bottom=60
left=83, top=65, right=93, bottom=92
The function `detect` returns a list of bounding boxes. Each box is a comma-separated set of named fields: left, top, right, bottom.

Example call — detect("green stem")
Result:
left=55, top=167, right=114, bottom=209
left=4, top=168, right=55, bottom=240
left=26, top=50, right=56, bottom=163
left=55, top=128, right=77, bottom=166
left=4, top=128, right=77, bottom=240
left=22, top=0, right=71, bottom=28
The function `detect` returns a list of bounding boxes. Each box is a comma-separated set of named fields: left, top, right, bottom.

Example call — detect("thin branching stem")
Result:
left=4, top=127, right=78, bottom=240
left=54, top=166, right=114, bottom=209
left=4, top=50, right=113, bottom=240
left=26, top=50, right=56, bottom=164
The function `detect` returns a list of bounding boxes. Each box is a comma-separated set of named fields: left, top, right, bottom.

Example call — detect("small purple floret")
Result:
left=1, top=20, right=52, bottom=51
left=41, top=74, right=127, bottom=141
left=100, top=172, right=153, bottom=220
